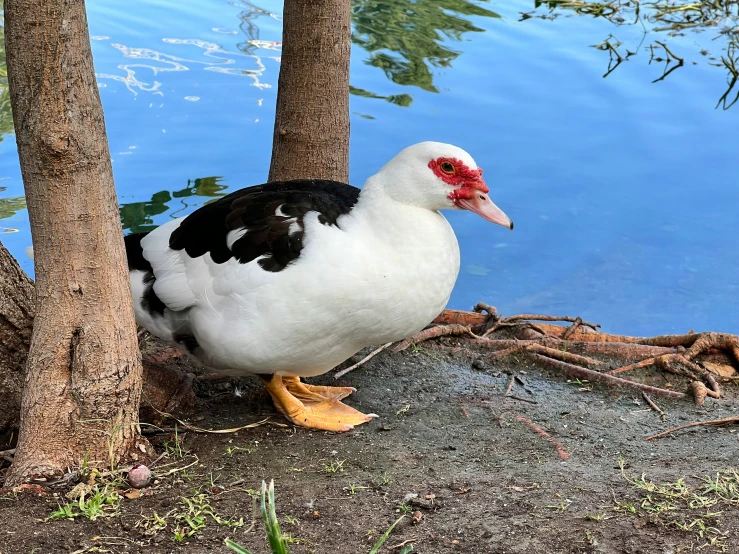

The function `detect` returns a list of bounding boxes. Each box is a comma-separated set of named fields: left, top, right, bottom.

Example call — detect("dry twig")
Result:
left=334, top=342, right=393, bottom=378
left=641, top=392, right=665, bottom=418
left=154, top=409, right=286, bottom=433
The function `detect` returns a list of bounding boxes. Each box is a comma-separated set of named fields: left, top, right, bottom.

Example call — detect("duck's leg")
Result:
left=282, top=376, right=355, bottom=402
left=259, top=374, right=377, bottom=432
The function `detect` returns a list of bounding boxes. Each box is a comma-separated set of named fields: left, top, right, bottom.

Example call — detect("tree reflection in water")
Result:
left=523, top=0, right=739, bottom=109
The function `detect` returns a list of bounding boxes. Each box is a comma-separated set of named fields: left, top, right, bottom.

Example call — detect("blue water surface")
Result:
left=0, top=0, right=737, bottom=335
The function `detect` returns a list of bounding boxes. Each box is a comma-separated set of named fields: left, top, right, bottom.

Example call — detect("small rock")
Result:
left=128, top=464, right=152, bottom=489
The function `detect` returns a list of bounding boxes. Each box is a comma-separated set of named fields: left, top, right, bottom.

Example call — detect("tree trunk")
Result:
left=0, top=241, right=32, bottom=437
left=4, top=0, right=145, bottom=484
left=268, top=0, right=351, bottom=182
left=0, top=240, right=194, bottom=448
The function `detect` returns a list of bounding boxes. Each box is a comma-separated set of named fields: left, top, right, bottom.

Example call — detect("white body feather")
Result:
left=133, top=186, right=460, bottom=377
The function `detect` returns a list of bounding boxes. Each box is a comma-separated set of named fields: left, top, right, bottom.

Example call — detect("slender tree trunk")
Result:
left=268, top=0, right=351, bottom=182
left=0, top=241, right=32, bottom=436
left=4, top=0, right=145, bottom=484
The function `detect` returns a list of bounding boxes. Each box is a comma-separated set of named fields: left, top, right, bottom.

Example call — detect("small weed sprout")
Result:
left=322, top=459, right=346, bottom=473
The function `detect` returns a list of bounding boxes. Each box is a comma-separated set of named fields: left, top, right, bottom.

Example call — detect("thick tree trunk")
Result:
left=0, top=241, right=194, bottom=447
left=268, top=0, right=351, bottom=182
left=0, top=241, right=32, bottom=436
left=4, top=0, right=145, bottom=484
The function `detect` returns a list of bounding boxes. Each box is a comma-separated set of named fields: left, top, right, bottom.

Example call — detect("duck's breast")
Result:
left=189, top=207, right=460, bottom=375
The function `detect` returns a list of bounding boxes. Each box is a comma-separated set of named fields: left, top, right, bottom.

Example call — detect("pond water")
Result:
left=0, top=0, right=737, bottom=335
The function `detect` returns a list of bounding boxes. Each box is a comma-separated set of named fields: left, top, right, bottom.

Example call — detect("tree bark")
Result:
left=0, top=241, right=32, bottom=436
left=4, top=0, right=144, bottom=484
left=268, top=0, right=351, bottom=182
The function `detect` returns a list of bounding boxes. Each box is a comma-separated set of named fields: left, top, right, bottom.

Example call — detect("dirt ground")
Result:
left=1, top=335, right=738, bottom=554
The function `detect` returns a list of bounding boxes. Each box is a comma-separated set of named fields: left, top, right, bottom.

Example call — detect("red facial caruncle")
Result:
left=429, top=156, right=514, bottom=230
left=428, top=157, right=489, bottom=202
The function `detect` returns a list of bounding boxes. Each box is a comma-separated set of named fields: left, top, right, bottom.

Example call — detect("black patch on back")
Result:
left=124, top=232, right=166, bottom=316
left=169, top=179, right=360, bottom=272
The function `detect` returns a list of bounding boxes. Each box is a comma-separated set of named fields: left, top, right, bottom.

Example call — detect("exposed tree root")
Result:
left=413, top=305, right=739, bottom=406
left=394, top=324, right=477, bottom=352
left=533, top=355, right=686, bottom=399
left=514, top=416, right=570, bottom=461
left=487, top=342, right=602, bottom=368
left=483, top=313, right=600, bottom=338
left=467, top=337, right=676, bottom=360
left=644, top=416, right=739, bottom=441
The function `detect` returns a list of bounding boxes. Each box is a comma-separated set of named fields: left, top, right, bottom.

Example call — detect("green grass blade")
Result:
left=224, top=538, right=254, bottom=554
left=369, top=515, right=405, bottom=554
left=261, top=480, right=290, bottom=554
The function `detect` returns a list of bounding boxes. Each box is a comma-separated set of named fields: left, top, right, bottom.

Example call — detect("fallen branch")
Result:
left=334, top=342, right=393, bottom=379
left=515, top=416, right=569, bottom=461
left=644, top=416, right=739, bottom=441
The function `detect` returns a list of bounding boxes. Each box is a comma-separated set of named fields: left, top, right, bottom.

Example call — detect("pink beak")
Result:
left=457, top=193, right=514, bottom=230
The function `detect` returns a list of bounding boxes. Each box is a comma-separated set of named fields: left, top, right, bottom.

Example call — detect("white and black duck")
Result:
left=125, top=141, right=513, bottom=431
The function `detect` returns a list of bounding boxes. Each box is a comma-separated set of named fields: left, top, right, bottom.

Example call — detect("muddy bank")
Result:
left=1, top=337, right=738, bottom=553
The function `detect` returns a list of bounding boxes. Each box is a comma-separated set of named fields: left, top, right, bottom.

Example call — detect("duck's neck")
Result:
left=351, top=174, right=449, bottom=244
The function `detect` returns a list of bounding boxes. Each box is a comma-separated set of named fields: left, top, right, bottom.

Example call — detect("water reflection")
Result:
left=234, top=0, right=282, bottom=55
left=349, top=85, right=413, bottom=107
left=0, top=14, right=14, bottom=143
left=119, top=176, right=226, bottom=233
left=523, top=0, right=739, bottom=108
left=0, top=185, right=24, bottom=234
left=93, top=1, right=282, bottom=97
left=350, top=0, right=501, bottom=103
left=0, top=187, right=24, bottom=219
left=95, top=36, right=280, bottom=95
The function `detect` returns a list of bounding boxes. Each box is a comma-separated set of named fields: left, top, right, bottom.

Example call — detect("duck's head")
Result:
left=371, top=141, right=513, bottom=230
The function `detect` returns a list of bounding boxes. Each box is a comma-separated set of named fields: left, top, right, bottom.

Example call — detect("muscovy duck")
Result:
left=125, top=142, right=513, bottom=431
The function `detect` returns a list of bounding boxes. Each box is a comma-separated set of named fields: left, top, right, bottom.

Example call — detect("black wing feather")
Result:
left=168, top=179, right=360, bottom=272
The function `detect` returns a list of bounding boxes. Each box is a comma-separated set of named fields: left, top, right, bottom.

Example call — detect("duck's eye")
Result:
left=440, top=161, right=455, bottom=174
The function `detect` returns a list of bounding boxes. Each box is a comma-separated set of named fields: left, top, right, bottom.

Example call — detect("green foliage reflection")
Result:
left=0, top=187, right=24, bottom=220
left=350, top=0, right=500, bottom=103
left=0, top=12, right=15, bottom=142
left=119, top=176, right=226, bottom=234
left=523, top=0, right=739, bottom=108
